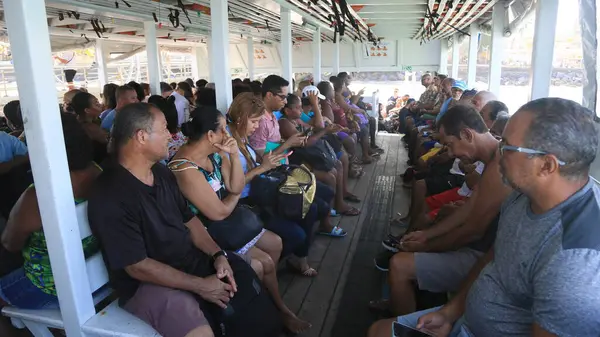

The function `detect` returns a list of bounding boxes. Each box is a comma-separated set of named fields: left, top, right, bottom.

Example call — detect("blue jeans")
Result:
left=0, top=268, right=59, bottom=309
left=396, top=306, right=473, bottom=337
left=263, top=182, right=333, bottom=258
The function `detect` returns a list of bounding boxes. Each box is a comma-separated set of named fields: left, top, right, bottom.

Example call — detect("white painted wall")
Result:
left=189, top=39, right=441, bottom=80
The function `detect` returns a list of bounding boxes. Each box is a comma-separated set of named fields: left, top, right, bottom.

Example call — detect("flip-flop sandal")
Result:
left=339, top=207, right=360, bottom=216
left=344, top=194, right=361, bottom=203
left=286, top=260, right=318, bottom=277
left=318, top=226, right=348, bottom=237
left=370, top=152, right=381, bottom=157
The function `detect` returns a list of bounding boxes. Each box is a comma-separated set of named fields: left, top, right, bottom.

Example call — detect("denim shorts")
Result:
left=0, top=268, right=59, bottom=309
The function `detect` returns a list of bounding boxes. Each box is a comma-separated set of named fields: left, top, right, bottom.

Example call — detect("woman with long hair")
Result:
left=168, top=106, right=311, bottom=333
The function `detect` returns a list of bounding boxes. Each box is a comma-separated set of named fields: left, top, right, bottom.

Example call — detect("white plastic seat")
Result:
left=1, top=202, right=162, bottom=337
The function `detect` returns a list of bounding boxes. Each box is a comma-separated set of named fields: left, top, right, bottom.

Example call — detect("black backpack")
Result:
left=205, top=254, right=283, bottom=337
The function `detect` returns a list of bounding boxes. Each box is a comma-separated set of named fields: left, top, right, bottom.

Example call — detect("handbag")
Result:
left=204, top=205, right=264, bottom=252
left=249, top=164, right=316, bottom=220
left=290, top=139, right=337, bottom=171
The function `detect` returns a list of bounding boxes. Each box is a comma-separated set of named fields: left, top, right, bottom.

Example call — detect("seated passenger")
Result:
left=3, top=101, right=24, bottom=140
left=375, top=105, right=512, bottom=316
left=369, top=97, right=600, bottom=337
left=89, top=103, right=276, bottom=337
left=480, top=100, right=509, bottom=129
left=168, top=106, right=310, bottom=333
left=0, top=114, right=100, bottom=310
left=0, top=128, right=27, bottom=174
left=228, top=93, right=336, bottom=273
left=248, top=75, right=305, bottom=157
left=147, top=95, right=187, bottom=160
left=280, top=93, right=360, bottom=216
left=317, top=81, right=362, bottom=168
left=100, top=85, right=139, bottom=131
left=70, top=91, right=109, bottom=165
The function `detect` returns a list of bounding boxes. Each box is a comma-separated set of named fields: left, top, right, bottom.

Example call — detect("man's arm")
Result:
left=425, top=157, right=512, bottom=252
left=125, top=258, right=206, bottom=293
left=185, top=217, right=221, bottom=256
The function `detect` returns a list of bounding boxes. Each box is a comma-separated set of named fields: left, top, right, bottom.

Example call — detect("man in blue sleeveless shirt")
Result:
left=369, top=97, right=600, bottom=336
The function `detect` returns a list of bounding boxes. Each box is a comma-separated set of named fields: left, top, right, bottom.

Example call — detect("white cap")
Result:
left=301, top=85, right=326, bottom=100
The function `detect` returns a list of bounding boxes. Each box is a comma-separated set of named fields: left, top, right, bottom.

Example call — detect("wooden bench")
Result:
left=2, top=202, right=162, bottom=337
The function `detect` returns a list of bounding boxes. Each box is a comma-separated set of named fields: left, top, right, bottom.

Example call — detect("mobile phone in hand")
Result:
left=392, top=322, right=432, bottom=337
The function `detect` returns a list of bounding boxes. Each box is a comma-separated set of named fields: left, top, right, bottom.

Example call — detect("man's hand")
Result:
left=284, top=133, right=307, bottom=148
left=214, top=255, right=237, bottom=292
left=401, top=230, right=427, bottom=244
left=195, top=274, right=234, bottom=309
left=415, top=308, right=455, bottom=337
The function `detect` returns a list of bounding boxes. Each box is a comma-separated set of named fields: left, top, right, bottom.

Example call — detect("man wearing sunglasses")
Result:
left=370, top=97, right=600, bottom=337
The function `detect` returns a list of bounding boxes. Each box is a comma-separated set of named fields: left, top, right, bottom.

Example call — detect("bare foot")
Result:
left=283, top=312, right=312, bottom=334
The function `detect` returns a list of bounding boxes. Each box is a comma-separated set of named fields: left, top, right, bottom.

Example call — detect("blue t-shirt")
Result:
left=238, top=144, right=258, bottom=198
left=0, top=132, right=27, bottom=163
left=435, top=97, right=453, bottom=124
left=100, top=109, right=116, bottom=131
left=464, top=179, right=600, bottom=336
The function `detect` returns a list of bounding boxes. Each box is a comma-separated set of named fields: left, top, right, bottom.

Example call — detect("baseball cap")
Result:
left=451, top=80, right=468, bottom=91
left=301, top=85, right=326, bottom=100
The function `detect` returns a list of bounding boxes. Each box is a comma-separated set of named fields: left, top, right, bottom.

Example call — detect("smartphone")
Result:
left=392, top=322, right=432, bottom=337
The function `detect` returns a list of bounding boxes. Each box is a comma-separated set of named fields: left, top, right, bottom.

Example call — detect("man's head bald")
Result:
left=471, top=91, right=497, bottom=112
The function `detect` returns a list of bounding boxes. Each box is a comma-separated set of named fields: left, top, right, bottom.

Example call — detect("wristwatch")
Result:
left=212, top=250, right=228, bottom=262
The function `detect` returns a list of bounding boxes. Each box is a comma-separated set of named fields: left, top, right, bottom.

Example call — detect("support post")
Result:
left=313, top=28, right=322, bottom=83
left=191, top=47, right=202, bottom=80
left=489, top=3, right=506, bottom=95
left=467, top=24, right=479, bottom=88
left=4, top=1, right=95, bottom=336
left=247, top=38, right=255, bottom=80
left=144, top=21, right=161, bottom=95
left=530, top=0, right=559, bottom=100
left=439, top=38, right=448, bottom=75
left=95, top=39, right=108, bottom=89
left=210, top=0, right=233, bottom=113
left=333, top=41, right=340, bottom=75
left=280, top=7, right=293, bottom=91
left=451, top=34, right=459, bottom=79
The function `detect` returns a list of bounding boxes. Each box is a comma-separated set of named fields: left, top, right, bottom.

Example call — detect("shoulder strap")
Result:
left=167, top=158, right=200, bottom=172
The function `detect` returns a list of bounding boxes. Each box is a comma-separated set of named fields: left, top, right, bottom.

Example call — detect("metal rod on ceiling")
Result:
left=413, top=0, right=436, bottom=39
left=435, top=0, right=487, bottom=39
left=438, top=0, right=497, bottom=39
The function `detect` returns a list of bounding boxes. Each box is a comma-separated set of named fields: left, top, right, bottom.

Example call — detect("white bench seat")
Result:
left=2, top=202, right=162, bottom=336
left=82, top=300, right=162, bottom=337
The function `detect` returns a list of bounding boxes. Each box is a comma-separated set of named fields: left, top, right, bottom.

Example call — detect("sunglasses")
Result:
left=498, top=140, right=566, bottom=166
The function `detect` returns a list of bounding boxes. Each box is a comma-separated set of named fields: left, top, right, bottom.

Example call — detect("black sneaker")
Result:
left=382, top=239, right=399, bottom=253
left=374, top=250, right=396, bottom=272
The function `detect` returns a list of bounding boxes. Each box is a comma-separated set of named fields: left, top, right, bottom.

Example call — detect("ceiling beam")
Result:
left=429, top=0, right=475, bottom=39
left=48, top=27, right=201, bottom=47
left=438, top=0, right=498, bottom=39
left=412, top=0, right=435, bottom=39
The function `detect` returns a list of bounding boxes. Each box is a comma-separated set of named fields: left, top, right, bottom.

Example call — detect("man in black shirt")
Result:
left=88, top=103, right=237, bottom=337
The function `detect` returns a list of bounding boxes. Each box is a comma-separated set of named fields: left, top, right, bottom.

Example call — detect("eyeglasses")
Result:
left=499, top=140, right=566, bottom=166
left=270, top=92, right=287, bottom=101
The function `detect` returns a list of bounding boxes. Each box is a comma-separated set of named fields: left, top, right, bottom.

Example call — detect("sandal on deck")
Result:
left=318, top=226, right=348, bottom=237
left=344, top=194, right=361, bottom=203
left=286, top=260, right=318, bottom=277
left=339, top=207, right=360, bottom=216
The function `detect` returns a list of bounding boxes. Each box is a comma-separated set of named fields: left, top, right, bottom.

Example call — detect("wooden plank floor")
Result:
left=278, top=133, right=409, bottom=337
